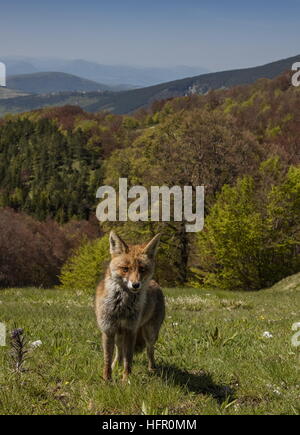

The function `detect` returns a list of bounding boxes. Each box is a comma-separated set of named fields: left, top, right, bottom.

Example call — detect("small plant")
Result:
left=141, top=401, right=169, bottom=415
left=10, top=328, right=29, bottom=373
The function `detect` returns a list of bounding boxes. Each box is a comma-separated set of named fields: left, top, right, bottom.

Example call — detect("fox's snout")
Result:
left=128, top=280, right=142, bottom=291
left=121, top=268, right=145, bottom=291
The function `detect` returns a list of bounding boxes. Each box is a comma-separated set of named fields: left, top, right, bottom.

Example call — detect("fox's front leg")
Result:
left=112, top=334, right=123, bottom=370
left=122, top=330, right=136, bottom=382
left=102, top=332, right=115, bottom=381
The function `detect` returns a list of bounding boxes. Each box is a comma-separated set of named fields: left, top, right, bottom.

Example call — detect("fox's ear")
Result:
left=143, top=233, right=161, bottom=258
left=109, top=231, right=129, bottom=256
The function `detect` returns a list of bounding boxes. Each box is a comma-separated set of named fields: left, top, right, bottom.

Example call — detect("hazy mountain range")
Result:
left=0, top=54, right=298, bottom=116
left=1, top=56, right=209, bottom=87
left=6, top=72, right=125, bottom=94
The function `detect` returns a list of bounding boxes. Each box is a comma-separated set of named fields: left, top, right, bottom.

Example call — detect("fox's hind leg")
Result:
left=142, top=323, right=159, bottom=372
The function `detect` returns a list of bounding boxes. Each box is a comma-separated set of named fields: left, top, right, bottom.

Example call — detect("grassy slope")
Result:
left=0, top=275, right=299, bottom=415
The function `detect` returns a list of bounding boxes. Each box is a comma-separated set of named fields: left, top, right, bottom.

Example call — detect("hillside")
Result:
left=268, top=272, right=300, bottom=293
left=0, top=70, right=299, bottom=222
left=0, top=72, right=299, bottom=291
left=0, top=87, right=29, bottom=99
left=0, top=54, right=299, bottom=116
left=0, top=91, right=108, bottom=116
left=6, top=72, right=114, bottom=94
left=86, top=54, right=300, bottom=114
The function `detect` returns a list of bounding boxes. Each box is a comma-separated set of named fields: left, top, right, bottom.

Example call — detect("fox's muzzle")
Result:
left=128, top=281, right=142, bottom=292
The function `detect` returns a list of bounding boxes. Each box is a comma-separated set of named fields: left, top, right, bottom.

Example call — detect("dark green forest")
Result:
left=0, top=107, right=133, bottom=221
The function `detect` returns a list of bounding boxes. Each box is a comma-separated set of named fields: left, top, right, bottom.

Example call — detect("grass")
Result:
left=0, top=275, right=299, bottom=415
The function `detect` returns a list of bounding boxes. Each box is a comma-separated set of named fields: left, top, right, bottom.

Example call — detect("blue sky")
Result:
left=1, top=0, right=299, bottom=70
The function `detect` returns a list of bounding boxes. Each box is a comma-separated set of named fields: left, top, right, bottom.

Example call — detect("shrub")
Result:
left=197, top=163, right=300, bottom=290
left=59, top=224, right=186, bottom=290
left=0, top=208, right=100, bottom=288
left=59, top=235, right=110, bottom=290
left=0, top=208, right=68, bottom=287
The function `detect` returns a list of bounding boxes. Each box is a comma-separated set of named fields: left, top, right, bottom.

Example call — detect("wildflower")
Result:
left=30, top=340, right=42, bottom=349
left=11, top=328, right=24, bottom=339
left=262, top=331, right=273, bottom=339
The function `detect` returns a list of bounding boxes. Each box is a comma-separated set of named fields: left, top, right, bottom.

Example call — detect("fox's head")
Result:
left=108, top=231, right=161, bottom=293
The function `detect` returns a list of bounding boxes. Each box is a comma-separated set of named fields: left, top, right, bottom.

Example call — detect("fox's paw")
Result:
left=103, top=376, right=113, bottom=383
left=102, top=368, right=113, bottom=382
left=121, top=374, right=131, bottom=385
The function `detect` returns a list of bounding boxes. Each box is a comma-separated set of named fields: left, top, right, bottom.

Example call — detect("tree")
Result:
left=197, top=161, right=300, bottom=290
left=103, top=109, right=263, bottom=284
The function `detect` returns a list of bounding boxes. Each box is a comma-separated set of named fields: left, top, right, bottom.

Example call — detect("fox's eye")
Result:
left=122, top=267, right=129, bottom=272
left=139, top=267, right=146, bottom=273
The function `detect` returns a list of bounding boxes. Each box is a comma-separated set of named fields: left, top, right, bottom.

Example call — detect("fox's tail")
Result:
left=135, top=328, right=146, bottom=353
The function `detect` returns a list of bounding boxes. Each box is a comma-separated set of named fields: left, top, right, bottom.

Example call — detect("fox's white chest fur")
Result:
left=99, top=277, right=147, bottom=333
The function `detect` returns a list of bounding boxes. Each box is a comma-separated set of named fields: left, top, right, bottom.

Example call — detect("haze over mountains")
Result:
left=6, top=72, right=120, bottom=94
left=1, top=57, right=209, bottom=87
left=0, top=54, right=299, bottom=117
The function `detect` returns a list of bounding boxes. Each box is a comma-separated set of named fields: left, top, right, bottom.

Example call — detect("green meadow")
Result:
left=0, top=274, right=299, bottom=415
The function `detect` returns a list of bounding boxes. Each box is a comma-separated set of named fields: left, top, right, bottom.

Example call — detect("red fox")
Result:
left=95, top=231, right=165, bottom=381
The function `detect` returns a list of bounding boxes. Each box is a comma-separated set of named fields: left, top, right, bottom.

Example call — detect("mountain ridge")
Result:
left=0, top=54, right=299, bottom=116
left=6, top=72, right=122, bottom=94
left=86, top=53, right=300, bottom=114
left=1, top=57, right=209, bottom=87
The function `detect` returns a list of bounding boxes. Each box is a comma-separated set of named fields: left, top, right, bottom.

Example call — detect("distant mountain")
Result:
left=6, top=72, right=114, bottom=94
left=0, top=54, right=299, bottom=116
left=85, top=54, right=300, bottom=113
left=1, top=56, right=209, bottom=87
left=54, top=60, right=210, bottom=87
left=2, top=59, right=38, bottom=75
